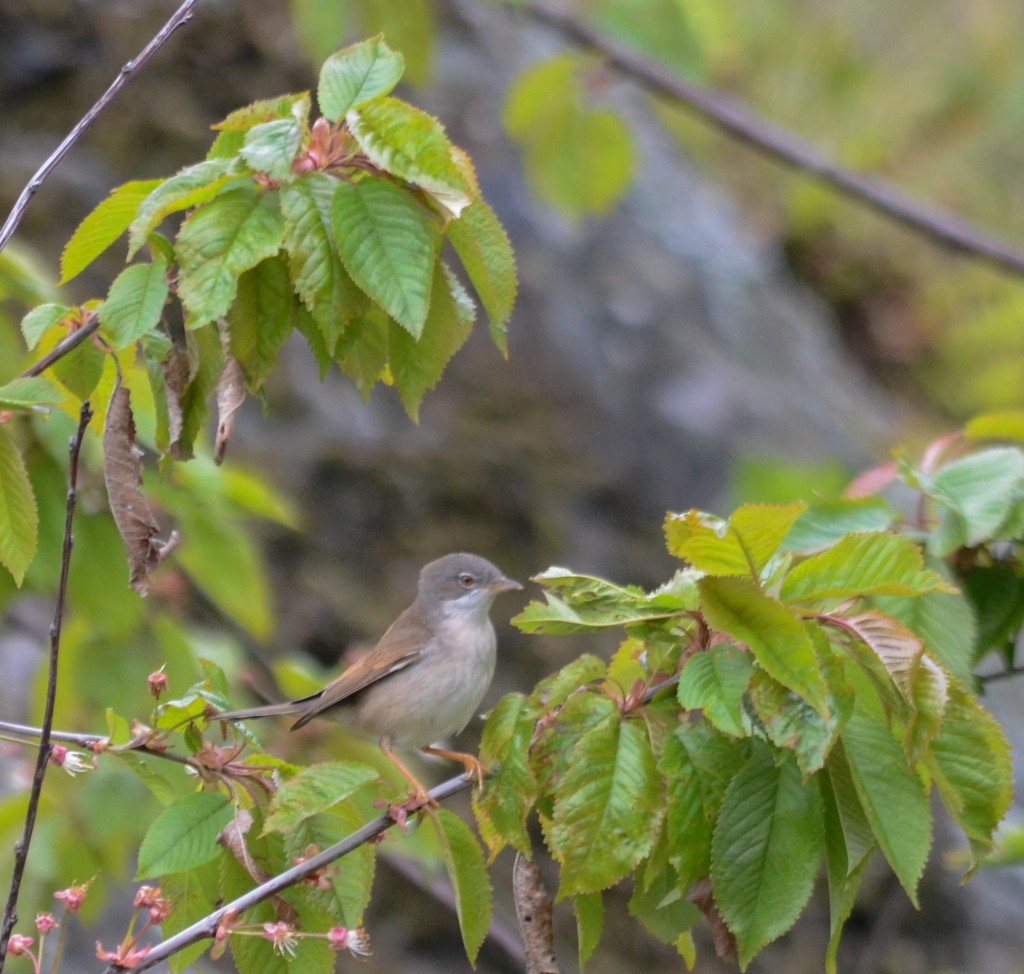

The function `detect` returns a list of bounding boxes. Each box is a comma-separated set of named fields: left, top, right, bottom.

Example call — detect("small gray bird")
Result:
left=217, top=552, right=521, bottom=802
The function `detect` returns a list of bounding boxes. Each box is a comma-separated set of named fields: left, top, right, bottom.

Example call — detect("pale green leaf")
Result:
left=331, top=177, right=438, bottom=336
left=965, top=411, right=1024, bottom=443
left=388, top=262, right=474, bottom=421
left=98, top=257, right=170, bottom=348
left=504, top=56, right=578, bottom=139
left=333, top=303, right=389, bottom=399
left=317, top=35, right=404, bottom=119
left=550, top=716, right=663, bottom=895
left=265, top=761, right=379, bottom=834
left=430, top=808, right=493, bottom=964
left=136, top=792, right=234, bottom=877
left=840, top=711, right=931, bottom=905
left=699, top=576, right=829, bottom=714
left=213, top=92, right=311, bottom=132
left=782, top=498, right=897, bottom=553
left=60, top=179, right=163, bottom=284
left=0, top=376, right=65, bottom=409
left=20, top=303, right=70, bottom=351
left=781, top=532, right=952, bottom=603
left=176, top=187, right=286, bottom=328
left=573, top=892, right=603, bottom=968
left=128, top=159, right=232, bottom=257
left=240, top=117, right=303, bottom=180
left=677, top=643, right=753, bottom=737
left=446, top=195, right=517, bottom=352
left=0, top=428, right=37, bottom=586
left=711, top=744, right=823, bottom=967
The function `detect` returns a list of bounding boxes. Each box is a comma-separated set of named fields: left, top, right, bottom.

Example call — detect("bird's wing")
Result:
left=291, top=605, right=429, bottom=728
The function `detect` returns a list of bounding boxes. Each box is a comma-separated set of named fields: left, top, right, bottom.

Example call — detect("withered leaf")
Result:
left=104, top=380, right=179, bottom=595
left=215, top=321, right=246, bottom=464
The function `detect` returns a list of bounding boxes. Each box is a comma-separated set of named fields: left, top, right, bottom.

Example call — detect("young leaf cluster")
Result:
left=477, top=428, right=1022, bottom=970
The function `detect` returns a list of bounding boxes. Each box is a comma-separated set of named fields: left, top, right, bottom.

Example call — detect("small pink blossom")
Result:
left=34, top=913, right=57, bottom=933
left=262, top=922, right=299, bottom=958
left=54, top=880, right=91, bottom=912
left=133, top=885, right=172, bottom=924
left=147, top=668, right=169, bottom=699
left=7, top=934, right=34, bottom=956
left=327, top=926, right=371, bottom=956
left=95, top=941, right=151, bottom=968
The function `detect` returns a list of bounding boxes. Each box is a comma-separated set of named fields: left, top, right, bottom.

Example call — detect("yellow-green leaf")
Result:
left=0, top=427, right=37, bottom=586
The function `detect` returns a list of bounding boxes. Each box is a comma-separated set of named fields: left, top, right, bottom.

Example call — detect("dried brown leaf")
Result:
left=160, top=341, right=191, bottom=460
left=104, top=380, right=178, bottom=595
left=688, top=876, right=736, bottom=961
left=215, top=322, right=246, bottom=464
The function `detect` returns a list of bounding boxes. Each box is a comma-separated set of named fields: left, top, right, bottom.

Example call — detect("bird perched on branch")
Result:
left=216, top=552, right=522, bottom=808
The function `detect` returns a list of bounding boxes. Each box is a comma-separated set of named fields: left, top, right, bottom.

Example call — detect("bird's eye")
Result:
left=458, top=573, right=475, bottom=587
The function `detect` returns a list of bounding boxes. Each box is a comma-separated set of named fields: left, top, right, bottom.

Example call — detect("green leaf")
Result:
left=928, top=683, right=1013, bottom=872
left=176, top=187, right=286, bottom=328
left=348, top=98, right=469, bottom=214
left=356, top=0, right=433, bottom=87
left=98, top=257, right=170, bottom=348
left=388, top=262, right=474, bottom=420
left=333, top=303, right=390, bottom=398
left=317, top=36, right=405, bottom=119
left=136, top=792, right=234, bottom=877
left=699, top=576, right=829, bottom=714
left=0, top=376, right=65, bottom=410
left=628, top=860, right=700, bottom=949
left=240, top=117, right=303, bottom=180
left=781, top=532, right=951, bottom=603
left=666, top=503, right=806, bottom=576
left=331, top=176, right=438, bottom=336
left=128, top=159, right=233, bottom=257
left=573, top=892, right=603, bottom=968
left=549, top=716, right=664, bottom=896
left=160, top=862, right=222, bottom=973
left=280, top=173, right=366, bottom=351
left=225, top=254, right=297, bottom=390
left=839, top=711, right=931, bottom=904
left=677, top=643, right=753, bottom=737
left=710, top=745, right=823, bottom=967
left=963, top=564, right=1024, bottom=662
left=50, top=330, right=105, bottom=400
left=60, top=179, right=163, bottom=284
left=475, top=693, right=539, bottom=858
left=429, top=808, right=493, bottom=965
left=782, top=498, right=897, bottom=553
left=0, top=428, right=37, bottom=586
left=213, top=92, right=312, bottom=132
left=20, top=303, right=70, bottom=351
left=504, top=56, right=579, bottom=139
left=446, top=195, right=517, bottom=353
left=965, top=411, right=1024, bottom=443
left=264, top=761, right=379, bottom=834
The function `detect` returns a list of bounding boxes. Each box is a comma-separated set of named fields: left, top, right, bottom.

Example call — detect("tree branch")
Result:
left=110, top=774, right=474, bottom=974
left=518, top=1, right=1024, bottom=277
left=0, top=0, right=198, bottom=256
left=0, top=403, right=92, bottom=971
left=18, top=313, right=101, bottom=379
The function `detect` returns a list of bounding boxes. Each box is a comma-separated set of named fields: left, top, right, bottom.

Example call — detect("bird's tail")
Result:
left=216, top=701, right=302, bottom=721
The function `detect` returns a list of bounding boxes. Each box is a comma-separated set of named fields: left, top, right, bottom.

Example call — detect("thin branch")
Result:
left=0, top=403, right=92, bottom=970
left=979, top=665, right=1024, bottom=684
left=110, top=774, right=474, bottom=974
left=18, top=313, right=100, bottom=379
left=0, top=0, right=199, bottom=256
left=518, top=1, right=1024, bottom=277
left=0, top=720, right=196, bottom=768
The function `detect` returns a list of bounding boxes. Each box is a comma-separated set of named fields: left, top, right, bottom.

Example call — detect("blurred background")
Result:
left=2, top=0, right=1024, bottom=971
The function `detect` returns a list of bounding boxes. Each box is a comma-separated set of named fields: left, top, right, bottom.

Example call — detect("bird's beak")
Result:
left=488, top=576, right=523, bottom=593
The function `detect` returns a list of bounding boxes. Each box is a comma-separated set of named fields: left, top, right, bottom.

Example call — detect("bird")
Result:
left=216, top=552, right=522, bottom=806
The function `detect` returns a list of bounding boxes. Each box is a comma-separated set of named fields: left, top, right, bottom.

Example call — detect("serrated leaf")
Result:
left=388, top=262, right=474, bottom=420
left=666, top=503, right=806, bottom=577
left=136, top=792, right=234, bottom=877
left=176, top=187, right=286, bottom=328
left=928, top=684, right=1013, bottom=871
left=782, top=532, right=952, bottom=603
left=963, top=564, right=1024, bottom=662
left=348, top=98, right=469, bottom=215
left=628, top=861, right=700, bottom=948
left=60, top=179, right=163, bottom=284
left=331, top=177, right=438, bottom=336
left=677, top=644, right=753, bottom=737
left=710, top=744, right=823, bottom=967
left=699, top=576, right=829, bottom=715
left=47, top=325, right=105, bottom=401
left=549, top=716, right=663, bottom=896
left=573, top=892, right=603, bottom=968
left=128, top=159, right=232, bottom=257
left=281, top=173, right=365, bottom=351
left=240, top=117, right=303, bottom=180
left=317, top=36, right=404, bottom=119
left=0, top=428, right=37, bottom=586
left=20, top=303, right=70, bottom=351
left=430, top=808, right=493, bottom=964
left=0, top=376, right=65, bottom=410
left=334, top=303, right=389, bottom=398
left=225, top=254, right=297, bottom=390
left=264, top=761, right=379, bottom=834
left=839, top=711, right=931, bottom=905
left=446, top=195, right=517, bottom=352
left=213, top=92, right=311, bottom=132
left=783, top=498, right=897, bottom=553
left=98, top=257, right=169, bottom=348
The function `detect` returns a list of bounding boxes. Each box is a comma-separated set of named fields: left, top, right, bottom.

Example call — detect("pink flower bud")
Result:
left=148, top=668, right=169, bottom=699
left=7, top=934, right=34, bottom=956
left=34, top=913, right=57, bottom=933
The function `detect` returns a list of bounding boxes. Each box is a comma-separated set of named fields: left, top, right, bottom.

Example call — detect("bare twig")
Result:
left=0, top=720, right=197, bottom=769
left=519, top=1, right=1024, bottom=277
left=109, top=774, right=474, bottom=974
left=0, top=403, right=92, bottom=970
left=0, top=0, right=198, bottom=256
left=17, top=313, right=100, bottom=379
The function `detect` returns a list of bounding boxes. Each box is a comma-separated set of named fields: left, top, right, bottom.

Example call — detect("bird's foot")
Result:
left=421, top=746, right=489, bottom=793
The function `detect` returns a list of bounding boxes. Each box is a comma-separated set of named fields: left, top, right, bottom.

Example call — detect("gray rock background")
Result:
left=1, top=1, right=1020, bottom=972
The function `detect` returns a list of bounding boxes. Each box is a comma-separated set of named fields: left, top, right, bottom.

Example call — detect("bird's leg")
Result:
left=378, top=738, right=437, bottom=825
left=420, top=745, right=488, bottom=792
